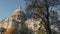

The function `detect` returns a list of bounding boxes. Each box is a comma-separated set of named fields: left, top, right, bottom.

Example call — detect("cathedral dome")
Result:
left=12, top=6, right=23, bottom=16
left=10, top=6, right=26, bottom=21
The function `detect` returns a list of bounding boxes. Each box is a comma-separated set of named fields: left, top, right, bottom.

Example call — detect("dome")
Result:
left=10, top=6, right=26, bottom=20
left=10, top=5, right=26, bottom=22
left=12, top=9, right=22, bottom=15
left=11, top=6, right=24, bottom=16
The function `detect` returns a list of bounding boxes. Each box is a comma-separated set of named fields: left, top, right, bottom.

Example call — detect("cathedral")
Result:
left=0, top=6, right=46, bottom=34
left=0, top=6, right=26, bottom=34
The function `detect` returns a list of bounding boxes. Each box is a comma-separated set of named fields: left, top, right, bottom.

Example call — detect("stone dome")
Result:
left=11, top=6, right=25, bottom=16
left=10, top=6, right=26, bottom=21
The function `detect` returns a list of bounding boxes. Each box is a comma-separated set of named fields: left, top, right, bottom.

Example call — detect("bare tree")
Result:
left=25, top=0, right=60, bottom=34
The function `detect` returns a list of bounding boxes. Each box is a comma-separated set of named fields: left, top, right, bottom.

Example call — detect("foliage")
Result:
left=20, top=23, right=28, bottom=34
left=37, top=30, right=46, bottom=34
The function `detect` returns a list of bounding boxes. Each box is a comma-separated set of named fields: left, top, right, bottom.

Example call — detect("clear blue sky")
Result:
left=0, top=0, right=25, bottom=20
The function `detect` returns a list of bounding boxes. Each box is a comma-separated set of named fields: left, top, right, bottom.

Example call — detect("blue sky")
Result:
left=0, top=0, right=25, bottom=20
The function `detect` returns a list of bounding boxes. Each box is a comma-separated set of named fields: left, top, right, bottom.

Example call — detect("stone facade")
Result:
left=0, top=17, right=9, bottom=29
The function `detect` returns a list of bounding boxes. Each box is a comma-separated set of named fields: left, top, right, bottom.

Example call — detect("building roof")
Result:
left=11, top=5, right=24, bottom=16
